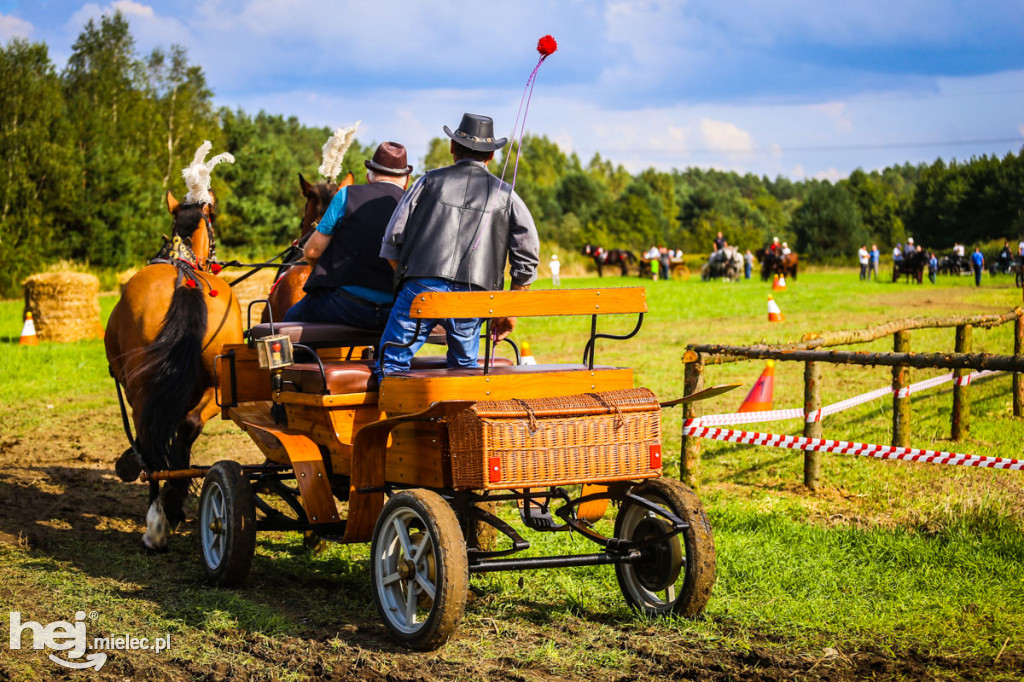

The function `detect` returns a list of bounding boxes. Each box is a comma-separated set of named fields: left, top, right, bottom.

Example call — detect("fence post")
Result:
left=951, top=324, right=972, bottom=439
left=1015, top=312, right=1023, bottom=418
left=803, top=360, right=822, bottom=490
left=892, top=330, right=911, bottom=447
left=681, top=357, right=704, bottom=488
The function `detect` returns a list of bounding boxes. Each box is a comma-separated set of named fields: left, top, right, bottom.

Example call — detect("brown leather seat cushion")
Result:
left=249, top=322, right=447, bottom=349
left=281, top=356, right=515, bottom=395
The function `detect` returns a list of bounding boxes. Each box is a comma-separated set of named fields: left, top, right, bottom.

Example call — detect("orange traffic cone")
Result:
left=767, top=295, right=784, bottom=322
left=773, top=274, right=787, bottom=290
left=520, top=341, right=537, bottom=365
left=737, top=360, right=775, bottom=412
left=19, top=311, right=39, bottom=346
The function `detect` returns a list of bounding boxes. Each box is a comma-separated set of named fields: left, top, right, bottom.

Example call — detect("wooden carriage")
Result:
left=170, top=286, right=717, bottom=649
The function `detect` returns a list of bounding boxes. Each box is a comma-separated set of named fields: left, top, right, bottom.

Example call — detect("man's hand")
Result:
left=492, top=316, right=516, bottom=341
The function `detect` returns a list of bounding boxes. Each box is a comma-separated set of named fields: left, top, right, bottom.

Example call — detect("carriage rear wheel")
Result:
left=371, top=489, right=468, bottom=650
left=199, top=461, right=257, bottom=587
left=614, top=478, right=716, bottom=617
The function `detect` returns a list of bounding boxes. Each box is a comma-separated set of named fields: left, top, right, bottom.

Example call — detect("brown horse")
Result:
left=759, top=248, right=799, bottom=281
left=105, top=191, right=243, bottom=550
left=261, top=172, right=355, bottom=322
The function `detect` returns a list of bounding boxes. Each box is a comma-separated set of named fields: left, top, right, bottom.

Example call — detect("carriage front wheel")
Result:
left=370, top=489, right=468, bottom=650
left=614, top=478, right=716, bottom=617
left=199, top=461, right=257, bottom=587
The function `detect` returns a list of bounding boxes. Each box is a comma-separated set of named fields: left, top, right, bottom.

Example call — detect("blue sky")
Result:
left=3, top=0, right=1023, bottom=180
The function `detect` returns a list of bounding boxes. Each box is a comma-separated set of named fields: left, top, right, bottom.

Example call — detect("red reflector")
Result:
left=649, top=443, right=662, bottom=469
left=488, top=456, right=502, bottom=483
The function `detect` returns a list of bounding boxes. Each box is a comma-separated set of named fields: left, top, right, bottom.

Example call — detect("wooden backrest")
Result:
left=408, top=287, right=647, bottom=319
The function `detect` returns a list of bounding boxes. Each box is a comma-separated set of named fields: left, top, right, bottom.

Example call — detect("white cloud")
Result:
left=812, top=102, right=853, bottom=134
left=0, top=14, right=33, bottom=41
left=813, top=167, right=844, bottom=182
left=699, top=119, right=754, bottom=153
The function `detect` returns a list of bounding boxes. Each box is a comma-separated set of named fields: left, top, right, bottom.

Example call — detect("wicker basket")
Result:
left=447, top=387, right=663, bottom=491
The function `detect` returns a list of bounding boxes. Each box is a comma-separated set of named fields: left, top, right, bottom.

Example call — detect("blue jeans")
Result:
left=376, top=278, right=482, bottom=381
left=284, top=288, right=392, bottom=331
left=744, top=263, right=752, bottom=279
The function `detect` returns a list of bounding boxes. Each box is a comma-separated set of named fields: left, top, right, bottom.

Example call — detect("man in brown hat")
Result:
left=376, top=113, right=539, bottom=379
left=284, top=141, right=412, bottom=330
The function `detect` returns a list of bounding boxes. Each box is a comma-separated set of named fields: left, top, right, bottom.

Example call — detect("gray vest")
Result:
left=396, top=162, right=513, bottom=291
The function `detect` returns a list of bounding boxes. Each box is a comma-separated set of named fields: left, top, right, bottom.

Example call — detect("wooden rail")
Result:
left=680, top=308, right=1024, bottom=490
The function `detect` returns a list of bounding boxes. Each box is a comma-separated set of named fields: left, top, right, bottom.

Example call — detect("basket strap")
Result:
left=514, top=399, right=540, bottom=434
left=587, top=392, right=625, bottom=428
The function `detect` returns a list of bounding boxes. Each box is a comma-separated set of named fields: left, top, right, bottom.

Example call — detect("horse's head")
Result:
left=298, top=172, right=354, bottom=238
left=166, top=190, right=215, bottom=269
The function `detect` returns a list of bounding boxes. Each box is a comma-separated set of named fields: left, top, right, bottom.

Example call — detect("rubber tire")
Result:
left=199, top=461, right=257, bottom=587
left=614, top=477, right=716, bottom=617
left=370, top=490, right=468, bottom=650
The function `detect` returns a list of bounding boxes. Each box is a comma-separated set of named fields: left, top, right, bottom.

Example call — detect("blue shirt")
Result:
left=870, top=247, right=879, bottom=263
left=316, top=186, right=349, bottom=236
left=971, top=251, right=984, bottom=267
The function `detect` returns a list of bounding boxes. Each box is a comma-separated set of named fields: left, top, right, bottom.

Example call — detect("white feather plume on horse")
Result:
left=182, top=141, right=235, bottom=205
left=319, top=121, right=361, bottom=182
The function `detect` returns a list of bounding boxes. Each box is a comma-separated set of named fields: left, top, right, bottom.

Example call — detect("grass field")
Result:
left=1, top=268, right=1023, bottom=680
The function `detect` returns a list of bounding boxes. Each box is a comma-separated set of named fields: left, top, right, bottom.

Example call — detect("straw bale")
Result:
left=221, top=268, right=277, bottom=325
left=22, top=271, right=103, bottom=342
left=117, top=267, right=140, bottom=294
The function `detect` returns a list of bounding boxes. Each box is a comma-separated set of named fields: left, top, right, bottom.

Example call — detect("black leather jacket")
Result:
left=381, top=160, right=539, bottom=291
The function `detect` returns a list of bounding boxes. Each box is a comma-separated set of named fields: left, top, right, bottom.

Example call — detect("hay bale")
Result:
left=22, top=272, right=102, bottom=342
left=221, top=268, right=277, bottom=324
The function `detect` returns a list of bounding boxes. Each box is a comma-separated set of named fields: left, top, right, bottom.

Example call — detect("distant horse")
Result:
left=893, top=250, right=927, bottom=284
left=262, top=172, right=355, bottom=322
left=758, top=248, right=799, bottom=281
left=105, top=192, right=243, bottom=550
left=582, top=244, right=637, bottom=277
left=701, top=248, right=744, bottom=281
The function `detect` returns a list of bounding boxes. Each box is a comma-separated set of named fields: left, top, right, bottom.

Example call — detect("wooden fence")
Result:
left=680, top=309, right=1024, bottom=489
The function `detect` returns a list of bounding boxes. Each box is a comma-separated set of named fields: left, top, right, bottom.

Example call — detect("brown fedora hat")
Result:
left=365, top=141, right=413, bottom=176
left=443, top=113, right=507, bottom=152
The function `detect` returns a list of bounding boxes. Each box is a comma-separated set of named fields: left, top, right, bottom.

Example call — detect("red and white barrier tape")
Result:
left=682, top=422, right=1024, bottom=470
left=692, top=370, right=1002, bottom=428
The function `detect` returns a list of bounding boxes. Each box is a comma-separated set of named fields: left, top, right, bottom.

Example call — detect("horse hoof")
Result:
left=141, top=538, right=169, bottom=554
left=115, top=449, right=141, bottom=482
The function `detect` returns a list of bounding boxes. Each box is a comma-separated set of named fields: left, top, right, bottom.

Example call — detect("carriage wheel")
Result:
left=199, top=461, right=257, bottom=587
left=370, top=490, right=468, bottom=650
left=614, top=478, right=716, bottom=617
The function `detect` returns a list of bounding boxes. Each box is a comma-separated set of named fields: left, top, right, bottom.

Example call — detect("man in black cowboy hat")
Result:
left=284, top=141, right=413, bottom=330
left=376, top=113, right=539, bottom=378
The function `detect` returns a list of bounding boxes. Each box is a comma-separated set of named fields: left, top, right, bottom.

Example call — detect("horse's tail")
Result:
left=136, top=285, right=208, bottom=472
left=625, top=250, right=637, bottom=263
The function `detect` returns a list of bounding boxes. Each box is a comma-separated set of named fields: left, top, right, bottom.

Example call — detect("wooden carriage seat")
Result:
left=378, top=288, right=647, bottom=414
left=279, top=357, right=516, bottom=395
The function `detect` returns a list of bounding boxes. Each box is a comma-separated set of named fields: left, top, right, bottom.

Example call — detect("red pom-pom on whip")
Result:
left=537, top=35, right=557, bottom=58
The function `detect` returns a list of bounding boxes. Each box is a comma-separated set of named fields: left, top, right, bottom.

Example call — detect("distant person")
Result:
left=781, top=242, right=792, bottom=256
left=857, top=245, right=869, bottom=281
left=549, top=254, right=561, bottom=287
left=658, top=245, right=670, bottom=280
left=893, top=244, right=903, bottom=263
left=971, top=247, right=984, bottom=286
left=904, top=237, right=916, bottom=257
left=928, top=252, right=938, bottom=283
left=744, top=249, right=753, bottom=279
left=869, top=243, right=879, bottom=280
left=713, top=231, right=726, bottom=252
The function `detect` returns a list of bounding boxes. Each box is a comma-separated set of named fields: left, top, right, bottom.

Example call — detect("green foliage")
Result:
left=791, top=181, right=867, bottom=260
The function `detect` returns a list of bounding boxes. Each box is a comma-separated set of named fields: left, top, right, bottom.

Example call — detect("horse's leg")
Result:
left=142, top=480, right=169, bottom=552
left=160, top=388, right=216, bottom=529
left=620, top=259, right=628, bottom=277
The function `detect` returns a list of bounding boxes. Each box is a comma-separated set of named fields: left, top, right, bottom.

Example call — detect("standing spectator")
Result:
left=928, top=252, right=938, bottom=283
left=744, top=249, right=753, bottom=280
left=857, top=245, right=869, bottom=281
left=893, top=244, right=903, bottom=263
left=658, top=245, right=670, bottom=281
left=971, top=247, right=984, bottom=286
left=869, top=243, right=879, bottom=280
left=549, top=254, right=561, bottom=287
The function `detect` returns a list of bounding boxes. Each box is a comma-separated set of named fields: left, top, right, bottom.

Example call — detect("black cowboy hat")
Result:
left=364, top=141, right=413, bottom=176
left=443, top=113, right=507, bottom=153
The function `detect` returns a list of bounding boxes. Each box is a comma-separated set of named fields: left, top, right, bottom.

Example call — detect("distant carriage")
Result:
left=892, top=250, right=928, bottom=284
left=757, top=247, right=798, bottom=281
left=701, top=248, right=744, bottom=281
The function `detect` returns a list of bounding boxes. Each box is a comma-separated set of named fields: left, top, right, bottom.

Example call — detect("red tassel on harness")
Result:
left=209, top=289, right=219, bottom=297
left=209, top=262, right=223, bottom=274
left=185, top=278, right=197, bottom=288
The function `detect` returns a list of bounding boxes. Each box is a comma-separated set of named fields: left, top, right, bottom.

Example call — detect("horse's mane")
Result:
left=172, top=202, right=211, bottom=238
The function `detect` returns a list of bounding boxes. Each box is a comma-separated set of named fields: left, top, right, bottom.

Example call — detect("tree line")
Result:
left=2, top=11, right=1022, bottom=296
